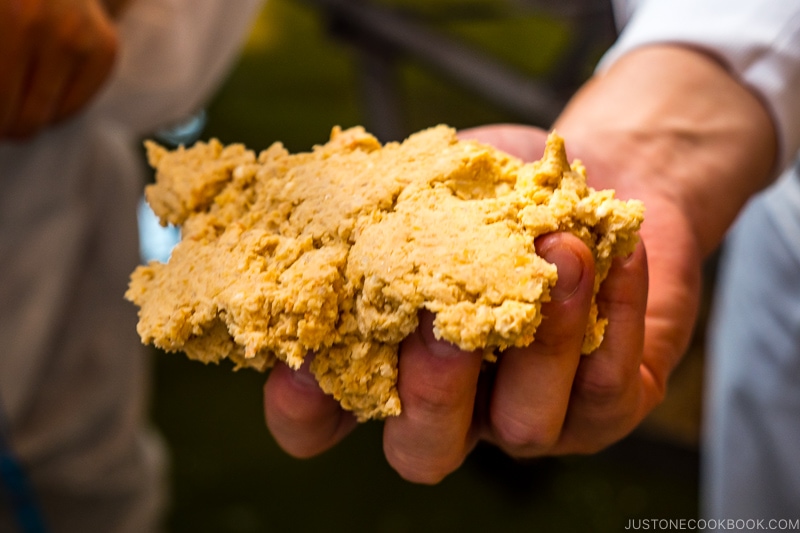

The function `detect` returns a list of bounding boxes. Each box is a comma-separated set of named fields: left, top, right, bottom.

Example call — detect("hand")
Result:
left=379, top=234, right=648, bottom=482
left=263, top=45, right=776, bottom=484
left=378, top=44, right=774, bottom=479
left=552, top=45, right=776, bottom=422
left=262, top=127, right=650, bottom=483
left=0, top=0, right=121, bottom=139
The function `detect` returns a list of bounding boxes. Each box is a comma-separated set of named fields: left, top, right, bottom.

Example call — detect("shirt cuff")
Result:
left=599, top=0, right=800, bottom=172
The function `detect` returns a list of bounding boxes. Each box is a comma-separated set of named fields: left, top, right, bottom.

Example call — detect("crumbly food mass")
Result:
left=126, top=126, right=644, bottom=421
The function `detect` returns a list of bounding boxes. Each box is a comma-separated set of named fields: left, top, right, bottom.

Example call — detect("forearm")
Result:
left=555, top=45, right=777, bottom=257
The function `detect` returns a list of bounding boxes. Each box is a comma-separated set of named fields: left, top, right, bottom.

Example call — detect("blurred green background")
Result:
left=149, top=1, right=703, bottom=531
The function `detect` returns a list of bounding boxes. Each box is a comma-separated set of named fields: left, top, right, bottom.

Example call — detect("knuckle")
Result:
left=490, top=408, right=560, bottom=454
left=401, top=380, right=460, bottom=418
left=573, top=365, right=630, bottom=405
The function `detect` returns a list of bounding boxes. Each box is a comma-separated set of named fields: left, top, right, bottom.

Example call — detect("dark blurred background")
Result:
left=146, top=1, right=705, bottom=531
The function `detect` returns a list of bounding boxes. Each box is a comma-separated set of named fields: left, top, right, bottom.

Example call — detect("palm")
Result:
left=459, top=124, right=700, bottom=453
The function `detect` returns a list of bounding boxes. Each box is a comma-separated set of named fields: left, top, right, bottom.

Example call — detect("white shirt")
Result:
left=0, top=0, right=263, bottom=421
left=603, top=0, right=800, bottom=172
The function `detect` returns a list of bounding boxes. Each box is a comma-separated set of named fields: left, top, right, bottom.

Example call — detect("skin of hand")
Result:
left=263, top=44, right=777, bottom=484
left=0, top=0, right=125, bottom=140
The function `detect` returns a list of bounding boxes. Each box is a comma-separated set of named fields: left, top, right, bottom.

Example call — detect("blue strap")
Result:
left=0, top=398, right=49, bottom=533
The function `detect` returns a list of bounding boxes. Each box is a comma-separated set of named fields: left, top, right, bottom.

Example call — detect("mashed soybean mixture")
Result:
left=126, top=126, right=644, bottom=421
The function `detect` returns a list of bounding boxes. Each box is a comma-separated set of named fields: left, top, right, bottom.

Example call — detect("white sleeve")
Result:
left=600, top=0, right=800, bottom=172
left=91, top=0, right=264, bottom=136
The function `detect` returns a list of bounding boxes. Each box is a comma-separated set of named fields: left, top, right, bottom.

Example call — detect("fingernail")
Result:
left=617, top=244, right=639, bottom=265
left=542, top=244, right=584, bottom=301
left=419, top=311, right=464, bottom=358
left=291, top=357, right=320, bottom=388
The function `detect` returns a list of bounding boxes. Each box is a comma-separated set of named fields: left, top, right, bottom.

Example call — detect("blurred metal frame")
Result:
left=298, top=0, right=616, bottom=141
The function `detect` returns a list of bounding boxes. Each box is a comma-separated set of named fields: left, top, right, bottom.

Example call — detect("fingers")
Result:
left=383, top=311, right=484, bottom=484
left=53, top=7, right=119, bottom=121
left=0, top=1, right=118, bottom=139
left=383, top=232, right=596, bottom=481
left=10, top=40, right=77, bottom=138
left=556, top=240, right=650, bottom=454
left=486, top=233, right=595, bottom=455
left=0, top=5, right=29, bottom=135
left=263, top=359, right=357, bottom=459
left=52, top=47, right=116, bottom=122
left=263, top=236, right=645, bottom=477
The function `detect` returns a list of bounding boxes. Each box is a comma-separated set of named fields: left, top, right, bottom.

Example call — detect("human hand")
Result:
left=263, top=126, right=650, bottom=483
left=551, top=45, right=777, bottom=436
left=264, top=45, right=776, bottom=484
left=394, top=45, right=775, bottom=478
left=0, top=0, right=121, bottom=139
left=397, top=45, right=775, bottom=480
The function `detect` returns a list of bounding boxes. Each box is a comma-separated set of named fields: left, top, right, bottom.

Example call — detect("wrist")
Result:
left=554, top=45, right=777, bottom=256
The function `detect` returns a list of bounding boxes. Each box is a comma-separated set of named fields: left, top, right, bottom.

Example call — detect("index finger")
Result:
left=263, top=359, right=357, bottom=458
left=485, top=232, right=595, bottom=456
left=555, top=240, right=649, bottom=454
left=382, top=311, right=483, bottom=484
